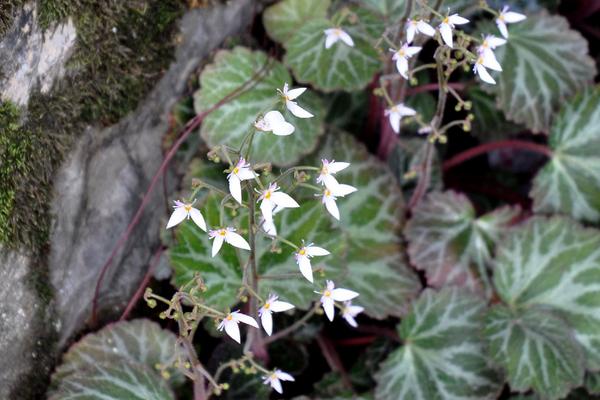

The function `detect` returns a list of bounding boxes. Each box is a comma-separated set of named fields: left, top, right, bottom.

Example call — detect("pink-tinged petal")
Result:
left=331, top=288, right=359, bottom=301
left=228, top=175, right=242, bottom=204
left=189, top=208, right=207, bottom=232
left=328, top=161, right=350, bottom=174
left=270, top=377, right=283, bottom=394
left=395, top=56, right=409, bottom=79
left=211, top=235, right=224, bottom=257
left=439, top=23, right=453, bottom=47
left=343, top=314, right=358, bottom=328
left=166, top=206, right=187, bottom=229
left=504, top=11, right=526, bottom=23
left=404, top=45, right=422, bottom=57
left=271, top=192, right=300, bottom=209
left=260, top=198, right=274, bottom=223
left=324, top=32, right=338, bottom=49
left=285, top=87, right=306, bottom=100
left=496, top=20, right=508, bottom=38
left=286, top=101, right=314, bottom=118
left=225, top=231, right=251, bottom=251
left=224, top=320, right=241, bottom=343
left=449, top=14, right=469, bottom=25
left=324, top=195, right=340, bottom=220
left=261, top=310, right=273, bottom=336
left=417, top=20, right=435, bottom=36
left=322, top=297, right=335, bottom=321
left=270, top=301, right=295, bottom=312
left=306, top=245, right=330, bottom=257
left=388, top=112, right=401, bottom=133
left=275, top=370, right=295, bottom=381
left=331, top=184, right=357, bottom=197
left=406, top=23, right=416, bottom=43
left=297, top=255, right=313, bottom=283
left=338, top=30, right=354, bottom=47
left=235, top=312, right=259, bottom=328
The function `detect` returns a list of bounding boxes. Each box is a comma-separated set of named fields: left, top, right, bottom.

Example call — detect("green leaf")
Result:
left=52, top=319, right=184, bottom=386
left=586, top=371, right=600, bottom=395
left=194, top=46, right=325, bottom=166
left=388, top=139, right=442, bottom=199
left=49, top=361, right=174, bottom=400
left=490, top=12, right=596, bottom=132
left=283, top=10, right=383, bottom=92
left=263, top=0, right=331, bottom=43
left=374, top=288, right=502, bottom=400
left=531, top=87, right=600, bottom=223
left=468, top=87, right=522, bottom=140
left=170, top=131, right=420, bottom=319
left=405, top=191, right=519, bottom=291
left=493, top=216, right=600, bottom=370
left=485, top=305, right=584, bottom=399
left=356, top=0, right=406, bottom=22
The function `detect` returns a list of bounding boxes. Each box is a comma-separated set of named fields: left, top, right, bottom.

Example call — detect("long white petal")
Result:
left=406, top=24, right=416, bottom=43
left=504, top=11, right=526, bottom=23
left=286, top=101, right=314, bottom=118
left=324, top=32, right=338, bottom=49
left=322, top=174, right=340, bottom=191
left=417, top=20, right=435, bottom=36
left=224, top=320, right=241, bottom=343
left=260, top=198, right=274, bottom=223
left=395, top=56, right=409, bottom=79
left=322, top=298, right=335, bottom=321
left=235, top=312, right=259, bottom=328
left=439, top=23, right=453, bottom=47
left=229, top=175, right=242, bottom=204
left=389, top=112, right=400, bottom=133
left=324, top=196, right=340, bottom=220
left=275, top=371, right=295, bottom=381
left=264, top=111, right=295, bottom=136
left=225, top=231, right=251, bottom=250
left=272, top=121, right=295, bottom=136
left=487, top=36, right=506, bottom=48
left=270, top=301, right=295, bottom=312
left=331, top=288, right=359, bottom=301
left=339, top=30, right=354, bottom=47
left=237, top=168, right=256, bottom=181
left=449, top=14, right=469, bottom=25
left=405, top=46, right=422, bottom=57
left=328, top=161, right=350, bottom=173
left=332, top=184, right=357, bottom=197
left=343, top=314, right=358, bottom=328
left=482, top=52, right=502, bottom=71
left=496, top=20, right=508, bottom=38
left=261, top=311, right=273, bottom=336
left=297, top=256, right=313, bottom=282
left=285, top=87, right=306, bottom=100
left=189, top=208, right=207, bottom=231
left=166, top=207, right=187, bottom=229
left=271, top=378, right=283, bottom=394
left=398, top=104, right=417, bottom=116
left=306, top=246, right=330, bottom=257
left=212, top=236, right=224, bottom=257
left=271, top=192, right=300, bottom=209
left=261, top=218, right=277, bottom=237
left=475, top=64, right=496, bottom=84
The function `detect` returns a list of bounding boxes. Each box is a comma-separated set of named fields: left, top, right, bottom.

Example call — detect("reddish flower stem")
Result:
left=443, top=139, right=553, bottom=172
left=406, top=82, right=466, bottom=96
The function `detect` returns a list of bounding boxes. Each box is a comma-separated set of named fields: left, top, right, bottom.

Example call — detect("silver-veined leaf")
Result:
left=263, top=0, right=331, bottom=43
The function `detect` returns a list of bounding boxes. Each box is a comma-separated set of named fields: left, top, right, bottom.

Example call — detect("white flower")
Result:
left=217, top=310, right=258, bottom=344
left=258, top=183, right=299, bottom=223
left=385, top=103, right=416, bottom=134
left=259, top=294, right=295, bottom=336
left=321, top=184, right=357, bottom=220
left=227, top=158, right=256, bottom=204
left=391, top=43, right=422, bottom=79
left=438, top=12, right=469, bottom=48
left=324, top=28, right=354, bottom=48
left=294, top=243, right=330, bottom=283
left=166, top=200, right=206, bottom=231
left=496, top=6, right=526, bottom=38
left=259, top=205, right=282, bottom=237
left=341, top=301, right=364, bottom=328
left=263, top=369, right=295, bottom=394
left=318, top=281, right=359, bottom=322
left=254, top=111, right=295, bottom=136
left=473, top=52, right=502, bottom=85
left=406, top=18, right=435, bottom=43
left=208, top=227, right=251, bottom=257
left=477, top=34, right=506, bottom=67
left=279, top=83, right=314, bottom=119
left=316, top=159, right=350, bottom=190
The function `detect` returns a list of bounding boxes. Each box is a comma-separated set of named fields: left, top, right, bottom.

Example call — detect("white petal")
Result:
left=275, top=371, right=295, bottom=381
left=487, top=36, right=506, bottom=48
left=482, top=52, right=502, bottom=71
left=395, top=56, right=409, bottom=79
left=322, top=297, right=335, bottom=321
left=338, top=30, right=354, bottom=47
left=331, top=184, right=357, bottom=197
left=261, top=310, right=273, bottom=336
left=297, top=255, right=313, bottom=283
left=496, top=20, right=508, bottom=38
left=388, top=112, right=400, bottom=133
left=324, top=32, right=338, bottom=49
left=261, top=218, right=277, bottom=237
left=166, top=207, right=187, bottom=229
left=439, top=23, right=453, bottom=47
left=398, top=104, right=417, bottom=117
left=475, top=64, right=496, bottom=84
left=283, top=82, right=289, bottom=94
left=406, top=24, right=416, bottom=43
left=189, top=208, right=207, bottom=232
left=324, top=196, right=340, bottom=220
left=229, top=175, right=242, bottom=204
left=212, top=235, right=224, bottom=257
left=285, top=87, right=306, bottom=100
left=348, top=305, right=365, bottom=315
left=225, top=231, right=251, bottom=251
left=272, top=121, right=295, bottom=136
left=235, top=312, right=259, bottom=328
left=449, top=14, right=469, bottom=25
left=405, top=46, right=422, bottom=57
left=331, top=288, right=359, bottom=302
left=343, top=314, right=358, bottom=328
left=264, top=111, right=294, bottom=136
left=271, top=378, right=283, bottom=394
left=417, top=20, right=435, bottom=37
left=286, top=101, right=314, bottom=118
left=328, top=161, right=350, bottom=174
left=237, top=167, right=256, bottom=181
left=306, top=246, right=330, bottom=257
left=321, top=174, right=340, bottom=191
left=271, top=192, right=300, bottom=209
left=224, top=320, right=241, bottom=343
left=504, top=11, right=526, bottom=23
left=260, top=198, right=274, bottom=223
left=270, top=301, right=295, bottom=312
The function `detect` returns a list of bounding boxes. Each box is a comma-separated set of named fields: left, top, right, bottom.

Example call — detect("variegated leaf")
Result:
left=263, top=0, right=331, bottom=43
left=405, top=191, right=519, bottom=291
left=490, top=12, right=596, bottom=132
left=531, top=87, right=600, bottom=223
left=388, top=139, right=442, bottom=199
left=485, top=305, right=584, bottom=399
left=374, top=288, right=502, bottom=400
left=194, top=47, right=324, bottom=166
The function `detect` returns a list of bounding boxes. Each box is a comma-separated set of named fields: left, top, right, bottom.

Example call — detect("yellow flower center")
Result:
left=498, top=14, right=505, bottom=22
left=334, top=28, right=342, bottom=37
left=324, top=189, right=331, bottom=197
left=270, top=373, right=277, bottom=380
left=391, top=106, right=398, bottom=113
left=443, top=16, right=449, bottom=24
left=324, top=290, right=331, bottom=297
left=477, top=56, right=484, bottom=65
left=233, top=167, right=239, bottom=175
left=265, top=190, right=272, bottom=199
left=321, top=165, right=328, bottom=175
left=219, top=229, right=227, bottom=236
left=264, top=302, right=270, bottom=309
left=184, top=204, right=192, bottom=212
left=482, top=40, right=489, bottom=48
left=226, top=314, right=233, bottom=321
left=398, top=49, right=406, bottom=57
left=298, top=248, right=306, bottom=256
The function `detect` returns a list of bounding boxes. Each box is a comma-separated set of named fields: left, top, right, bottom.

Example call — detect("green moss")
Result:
left=0, top=0, right=26, bottom=36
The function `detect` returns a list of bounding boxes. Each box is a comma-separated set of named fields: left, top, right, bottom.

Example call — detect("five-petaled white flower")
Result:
left=477, top=34, right=506, bottom=67
left=258, top=183, right=299, bottom=223
left=318, top=281, right=359, bottom=321
left=279, top=83, right=314, bottom=119
left=391, top=43, right=422, bottom=79
left=217, top=310, right=258, bottom=344
left=227, top=158, right=256, bottom=204
left=254, top=111, right=295, bottom=136
left=317, top=159, right=350, bottom=190
left=324, top=28, right=354, bottom=49
left=438, top=12, right=469, bottom=48
left=208, top=227, right=251, bottom=257
left=496, top=6, right=526, bottom=38
left=166, top=200, right=207, bottom=231
left=341, top=301, right=364, bottom=328
left=321, top=184, right=357, bottom=220
left=295, top=243, right=330, bottom=283
left=473, top=52, right=502, bottom=85
left=263, top=369, right=295, bottom=394
left=406, top=18, right=435, bottom=43
left=385, top=103, right=416, bottom=134
left=259, top=294, right=295, bottom=336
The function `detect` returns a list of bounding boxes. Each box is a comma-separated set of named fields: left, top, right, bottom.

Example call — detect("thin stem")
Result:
left=406, top=82, right=465, bottom=96
left=409, top=63, right=437, bottom=76
left=298, top=182, right=322, bottom=192
left=263, top=305, right=319, bottom=344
